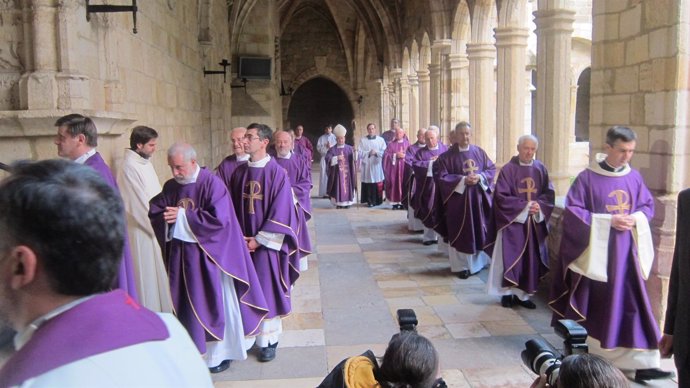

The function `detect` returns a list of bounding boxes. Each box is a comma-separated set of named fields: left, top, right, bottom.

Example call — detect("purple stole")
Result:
left=432, top=144, right=496, bottom=253
left=230, top=158, right=301, bottom=318
left=493, top=157, right=554, bottom=294
left=325, top=145, right=356, bottom=203
left=215, top=154, right=248, bottom=186
left=402, top=142, right=424, bottom=208
left=549, top=166, right=659, bottom=350
left=275, top=155, right=313, bottom=258
left=84, top=152, right=139, bottom=302
left=150, top=168, right=268, bottom=352
left=0, top=290, right=168, bottom=386
left=383, top=139, right=411, bottom=202
left=411, top=144, right=448, bottom=229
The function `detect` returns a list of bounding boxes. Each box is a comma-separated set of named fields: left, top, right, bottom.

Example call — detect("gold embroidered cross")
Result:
left=243, top=181, right=263, bottom=215
left=518, top=177, right=537, bottom=202
left=606, top=190, right=631, bottom=214
left=463, top=159, right=478, bottom=174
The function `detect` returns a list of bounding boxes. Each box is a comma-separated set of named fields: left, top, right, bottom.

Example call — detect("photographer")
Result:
left=318, top=330, right=445, bottom=388
left=530, top=353, right=629, bottom=388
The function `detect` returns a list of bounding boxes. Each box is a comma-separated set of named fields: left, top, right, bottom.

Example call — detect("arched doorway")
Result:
left=287, top=77, right=355, bottom=149
left=575, top=68, right=591, bottom=142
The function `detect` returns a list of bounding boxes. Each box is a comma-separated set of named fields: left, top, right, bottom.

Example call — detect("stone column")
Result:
left=417, top=69, right=430, bottom=130
left=408, top=73, right=419, bottom=132
left=399, top=77, right=411, bottom=133
left=379, top=79, right=390, bottom=129
left=467, top=42, right=496, bottom=159
left=19, top=0, right=59, bottom=109
left=389, top=68, right=403, bottom=121
left=533, top=8, right=575, bottom=194
left=430, top=40, right=451, bottom=128
left=495, top=26, right=530, bottom=163
left=448, top=52, right=470, bottom=142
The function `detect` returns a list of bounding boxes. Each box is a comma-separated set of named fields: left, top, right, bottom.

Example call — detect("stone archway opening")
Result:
left=287, top=77, right=355, bottom=151
left=575, top=67, right=591, bottom=142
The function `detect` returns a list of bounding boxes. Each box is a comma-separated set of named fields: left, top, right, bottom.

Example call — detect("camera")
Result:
left=397, top=308, right=418, bottom=332
left=521, top=319, right=589, bottom=386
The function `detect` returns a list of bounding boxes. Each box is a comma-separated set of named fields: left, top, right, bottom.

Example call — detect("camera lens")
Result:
left=522, top=338, right=562, bottom=381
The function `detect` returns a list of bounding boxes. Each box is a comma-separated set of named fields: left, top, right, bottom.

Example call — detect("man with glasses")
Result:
left=229, top=123, right=301, bottom=362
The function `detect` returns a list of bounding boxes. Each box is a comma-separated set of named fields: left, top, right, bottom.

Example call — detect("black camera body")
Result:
left=521, top=319, right=589, bottom=386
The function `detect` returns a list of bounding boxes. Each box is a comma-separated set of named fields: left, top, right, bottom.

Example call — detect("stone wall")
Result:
left=0, top=0, right=234, bottom=180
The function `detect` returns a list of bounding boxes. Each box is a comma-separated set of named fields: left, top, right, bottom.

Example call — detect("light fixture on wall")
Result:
left=203, top=59, right=231, bottom=83
left=86, top=0, right=138, bottom=34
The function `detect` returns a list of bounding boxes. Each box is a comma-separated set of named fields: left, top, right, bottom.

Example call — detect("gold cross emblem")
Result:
left=177, top=198, right=195, bottom=210
left=518, top=177, right=537, bottom=202
left=463, top=159, right=478, bottom=174
left=243, top=181, right=264, bottom=215
left=605, top=190, right=631, bottom=214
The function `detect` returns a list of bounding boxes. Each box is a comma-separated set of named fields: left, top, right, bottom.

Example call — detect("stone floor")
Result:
left=213, top=191, right=679, bottom=388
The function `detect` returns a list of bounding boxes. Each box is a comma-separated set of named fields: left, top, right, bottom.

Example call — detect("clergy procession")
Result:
left=0, top=113, right=679, bottom=386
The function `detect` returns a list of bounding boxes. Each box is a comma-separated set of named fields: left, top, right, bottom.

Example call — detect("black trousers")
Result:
left=360, top=182, right=383, bottom=205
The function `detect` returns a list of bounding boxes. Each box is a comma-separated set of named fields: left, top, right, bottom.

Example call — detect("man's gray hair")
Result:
left=518, top=134, right=539, bottom=148
left=427, top=126, right=440, bottom=135
left=167, top=142, right=197, bottom=162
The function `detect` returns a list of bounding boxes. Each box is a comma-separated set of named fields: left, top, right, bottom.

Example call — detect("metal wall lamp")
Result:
left=203, top=59, right=231, bottom=83
left=86, top=0, right=138, bottom=34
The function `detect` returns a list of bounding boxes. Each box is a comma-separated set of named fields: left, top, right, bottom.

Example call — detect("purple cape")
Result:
left=402, top=142, right=424, bottom=208
left=84, top=152, right=138, bottom=301
left=0, top=290, right=167, bottom=386
left=275, top=154, right=313, bottom=258
left=493, top=156, right=554, bottom=293
left=432, top=144, right=496, bottom=253
left=215, top=154, right=248, bottom=186
left=325, top=145, right=357, bottom=203
left=150, top=168, right=268, bottom=352
left=411, top=144, right=448, bottom=229
left=549, top=166, right=659, bottom=350
left=383, top=139, right=411, bottom=202
left=294, top=136, right=314, bottom=162
left=229, top=158, right=301, bottom=318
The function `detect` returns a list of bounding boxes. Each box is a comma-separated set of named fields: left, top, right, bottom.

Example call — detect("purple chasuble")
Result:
left=275, top=154, right=313, bottom=258
left=411, top=144, right=448, bottom=229
left=432, top=144, right=496, bottom=253
left=549, top=165, right=659, bottom=350
left=294, top=136, right=314, bottom=162
left=0, top=290, right=168, bottom=386
left=229, top=158, right=301, bottom=319
left=401, top=142, right=424, bottom=209
left=150, top=168, right=268, bottom=352
left=84, top=152, right=138, bottom=301
left=383, top=139, right=410, bottom=203
left=493, top=156, right=554, bottom=294
left=381, top=130, right=395, bottom=144
left=215, top=154, right=248, bottom=186
left=325, top=145, right=356, bottom=203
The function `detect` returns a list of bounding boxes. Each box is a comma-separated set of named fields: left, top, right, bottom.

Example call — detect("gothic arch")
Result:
left=420, top=33, right=431, bottom=69
left=290, top=66, right=358, bottom=103
left=410, top=40, right=420, bottom=74
left=469, top=0, right=497, bottom=43
left=497, top=0, right=528, bottom=28
left=451, top=1, right=471, bottom=53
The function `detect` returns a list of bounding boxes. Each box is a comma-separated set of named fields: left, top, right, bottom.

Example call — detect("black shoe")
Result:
left=501, top=295, right=514, bottom=308
left=336, top=206, right=343, bottom=209
left=259, top=344, right=278, bottom=362
left=457, top=270, right=471, bottom=279
left=367, top=203, right=375, bottom=208
left=343, top=205, right=350, bottom=209
left=423, top=240, right=438, bottom=246
left=635, top=368, right=674, bottom=382
left=209, top=359, right=231, bottom=373
left=514, top=297, right=536, bottom=309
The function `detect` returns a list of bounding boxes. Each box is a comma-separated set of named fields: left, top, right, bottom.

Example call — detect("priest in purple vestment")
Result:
left=0, top=160, right=212, bottom=387
left=411, top=127, right=448, bottom=246
left=549, top=126, right=673, bottom=382
left=487, top=135, right=554, bottom=310
left=403, top=128, right=426, bottom=229
left=216, top=127, right=250, bottom=184
left=381, top=118, right=408, bottom=145
left=294, top=125, right=314, bottom=162
left=383, top=127, right=410, bottom=210
left=274, top=130, right=313, bottom=270
left=432, top=121, right=496, bottom=279
left=150, top=143, right=268, bottom=373
left=326, top=124, right=357, bottom=209
left=53, top=114, right=138, bottom=301
left=229, top=123, right=302, bottom=363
